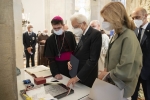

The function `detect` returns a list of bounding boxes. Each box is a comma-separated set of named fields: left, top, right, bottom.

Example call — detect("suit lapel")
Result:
left=74, top=40, right=83, bottom=53
left=141, top=23, right=150, bottom=45
left=26, top=32, right=30, bottom=38
left=141, top=31, right=148, bottom=45
left=82, top=26, right=92, bottom=42
left=26, top=32, right=31, bottom=38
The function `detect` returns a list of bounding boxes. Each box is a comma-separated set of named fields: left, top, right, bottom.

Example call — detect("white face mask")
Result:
left=102, top=22, right=113, bottom=31
left=134, top=19, right=143, bottom=28
left=73, top=28, right=83, bottom=36
left=30, top=28, right=33, bottom=32
left=53, top=29, right=64, bottom=35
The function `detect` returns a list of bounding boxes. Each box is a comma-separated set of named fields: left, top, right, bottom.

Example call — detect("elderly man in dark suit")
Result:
left=131, top=7, right=150, bottom=100
left=67, top=13, right=102, bottom=87
left=23, top=24, right=36, bottom=68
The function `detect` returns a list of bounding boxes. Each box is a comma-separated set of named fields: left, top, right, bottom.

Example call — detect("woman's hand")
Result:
left=98, top=70, right=108, bottom=80
left=68, top=61, right=72, bottom=70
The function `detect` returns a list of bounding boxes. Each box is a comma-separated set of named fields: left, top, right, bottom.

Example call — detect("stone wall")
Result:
left=126, top=0, right=150, bottom=17
left=0, top=0, right=19, bottom=99
left=21, top=0, right=45, bottom=33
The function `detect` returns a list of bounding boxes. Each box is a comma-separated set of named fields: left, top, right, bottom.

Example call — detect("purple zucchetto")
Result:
left=52, top=16, right=63, bottom=21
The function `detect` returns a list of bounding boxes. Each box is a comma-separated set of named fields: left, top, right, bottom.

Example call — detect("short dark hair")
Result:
left=51, top=20, right=64, bottom=25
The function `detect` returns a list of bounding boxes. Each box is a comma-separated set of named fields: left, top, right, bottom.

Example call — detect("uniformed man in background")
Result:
left=23, top=24, right=36, bottom=68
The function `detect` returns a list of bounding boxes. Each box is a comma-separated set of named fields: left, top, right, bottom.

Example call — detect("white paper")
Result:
left=25, top=65, right=49, bottom=74
left=34, top=70, right=51, bottom=77
left=26, top=86, right=55, bottom=100
left=88, top=78, right=124, bottom=100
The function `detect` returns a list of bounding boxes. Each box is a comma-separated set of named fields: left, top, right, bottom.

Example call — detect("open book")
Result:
left=25, top=65, right=52, bottom=78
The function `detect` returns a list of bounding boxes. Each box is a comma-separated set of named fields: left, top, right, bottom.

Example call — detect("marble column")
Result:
left=14, top=0, right=24, bottom=68
left=90, top=0, right=111, bottom=34
left=44, top=0, right=75, bottom=33
left=45, top=0, right=51, bottom=35
left=0, top=0, right=19, bottom=99
left=90, top=0, right=111, bottom=23
left=90, top=0, right=101, bottom=21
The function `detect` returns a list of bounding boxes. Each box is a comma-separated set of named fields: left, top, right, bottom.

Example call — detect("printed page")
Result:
left=26, top=86, right=55, bottom=100
left=44, top=84, right=68, bottom=97
left=25, top=65, right=49, bottom=74
left=34, top=70, right=52, bottom=77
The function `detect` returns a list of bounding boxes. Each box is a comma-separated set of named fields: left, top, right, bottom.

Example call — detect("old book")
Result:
left=25, top=65, right=52, bottom=78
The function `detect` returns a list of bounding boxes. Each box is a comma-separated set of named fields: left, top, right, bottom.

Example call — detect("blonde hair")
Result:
left=100, top=2, right=135, bottom=34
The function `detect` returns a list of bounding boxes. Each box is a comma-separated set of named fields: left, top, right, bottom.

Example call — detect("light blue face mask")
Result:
left=53, top=28, right=64, bottom=35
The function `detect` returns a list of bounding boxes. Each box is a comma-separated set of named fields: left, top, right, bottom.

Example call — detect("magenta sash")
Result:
left=55, top=52, right=72, bottom=61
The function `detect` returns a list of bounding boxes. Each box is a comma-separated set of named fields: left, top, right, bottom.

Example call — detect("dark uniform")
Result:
left=23, top=32, right=36, bottom=67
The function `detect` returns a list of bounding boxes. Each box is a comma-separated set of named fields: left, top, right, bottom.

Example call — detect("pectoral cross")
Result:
left=58, top=53, right=61, bottom=58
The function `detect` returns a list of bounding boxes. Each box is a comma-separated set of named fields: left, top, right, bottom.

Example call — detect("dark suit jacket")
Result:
left=74, top=26, right=102, bottom=87
left=135, top=23, right=150, bottom=80
left=23, top=32, right=36, bottom=52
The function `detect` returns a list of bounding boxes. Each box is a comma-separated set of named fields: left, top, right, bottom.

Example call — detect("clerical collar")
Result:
left=83, top=25, right=90, bottom=35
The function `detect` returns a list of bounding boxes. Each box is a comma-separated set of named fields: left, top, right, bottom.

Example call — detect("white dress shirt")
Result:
left=28, top=31, right=32, bottom=35
left=83, top=25, right=90, bottom=35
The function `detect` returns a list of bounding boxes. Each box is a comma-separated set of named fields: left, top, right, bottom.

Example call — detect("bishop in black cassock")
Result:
left=44, top=16, right=76, bottom=79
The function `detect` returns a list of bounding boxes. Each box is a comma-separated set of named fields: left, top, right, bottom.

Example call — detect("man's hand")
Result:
left=55, top=74, right=63, bottom=80
left=42, top=40, right=46, bottom=43
left=67, top=76, right=79, bottom=87
left=27, top=47, right=32, bottom=53
left=40, top=40, right=46, bottom=44
left=67, top=61, right=72, bottom=70
left=98, top=70, right=108, bottom=80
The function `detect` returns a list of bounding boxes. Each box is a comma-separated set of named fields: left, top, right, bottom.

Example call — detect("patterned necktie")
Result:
left=137, top=28, right=142, bottom=42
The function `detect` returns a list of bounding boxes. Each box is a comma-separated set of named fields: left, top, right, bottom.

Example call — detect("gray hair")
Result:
left=70, top=13, right=88, bottom=24
left=90, top=20, right=100, bottom=26
left=43, top=29, right=48, bottom=34
left=27, top=24, right=33, bottom=28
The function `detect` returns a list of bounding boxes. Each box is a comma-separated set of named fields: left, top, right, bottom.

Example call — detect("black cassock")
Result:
left=74, top=26, right=102, bottom=87
left=44, top=31, right=76, bottom=77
